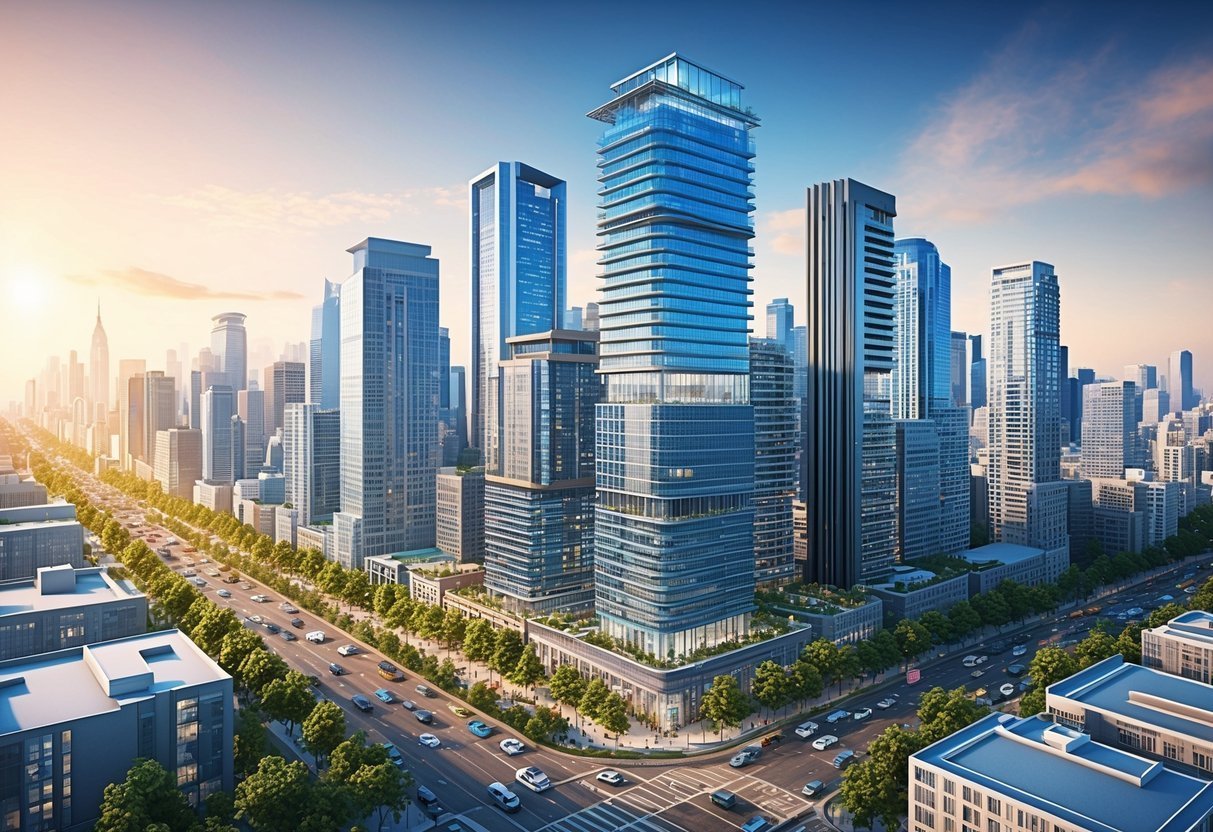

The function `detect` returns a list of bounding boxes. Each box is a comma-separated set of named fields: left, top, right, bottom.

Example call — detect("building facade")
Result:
left=1143, top=610, right=1213, bottom=684
left=0, top=503, right=84, bottom=581
left=209, top=312, right=247, bottom=391
left=750, top=339, right=797, bottom=588
left=282, top=404, right=340, bottom=526
left=892, top=238, right=951, bottom=420
left=200, top=385, right=235, bottom=484
left=1082, top=381, right=1137, bottom=478
left=1170, top=349, right=1195, bottom=412
left=435, top=467, right=485, bottom=563
left=153, top=428, right=203, bottom=500
left=309, top=278, right=341, bottom=410
left=896, top=419, right=941, bottom=561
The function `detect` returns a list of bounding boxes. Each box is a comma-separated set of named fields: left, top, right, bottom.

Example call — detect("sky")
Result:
left=2, top=0, right=1212, bottom=402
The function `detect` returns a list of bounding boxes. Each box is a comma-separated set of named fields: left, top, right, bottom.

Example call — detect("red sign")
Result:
left=906, top=668, right=921, bottom=685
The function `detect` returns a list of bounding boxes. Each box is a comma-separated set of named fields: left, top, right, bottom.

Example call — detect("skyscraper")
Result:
left=1124, top=363, right=1157, bottom=391
left=589, top=54, right=757, bottom=656
left=267, top=361, right=305, bottom=435
left=309, top=279, right=341, bottom=409
left=333, top=238, right=440, bottom=569
left=125, top=374, right=146, bottom=465
left=201, top=385, right=236, bottom=483
left=792, top=324, right=808, bottom=400
left=986, top=261, right=1063, bottom=549
left=969, top=334, right=986, bottom=409
left=470, top=161, right=567, bottom=467
left=1169, top=349, right=1195, bottom=411
left=751, top=339, right=797, bottom=588
left=935, top=405, right=971, bottom=554
left=89, top=303, right=109, bottom=420
left=237, top=388, right=266, bottom=479
left=895, top=419, right=941, bottom=561
left=436, top=467, right=485, bottom=563
left=117, top=359, right=145, bottom=466
left=766, top=298, right=794, bottom=352
left=210, top=313, right=248, bottom=392
left=803, top=178, right=898, bottom=588
left=143, top=371, right=176, bottom=463
left=1081, top=381, right=1137, bottom=479
left=154, top=428, right=202, bottom=499
left=447, top=366, right=469, bottom=464
left=949, top=331, right=968, bottom=409
left=893, top=239, right=951, bottom=420
left=484, top=330, right=601, bottom=613
left=283, top=403, right=340, bottom=526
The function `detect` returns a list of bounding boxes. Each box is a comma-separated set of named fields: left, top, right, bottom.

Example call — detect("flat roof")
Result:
left=0, top=569, right=143, bottom=617
left=915, top=713, right=1213, bottom=832
left=1148, top=610, right=1213, bottom=646
left=959, top=542, right=1045, bottom=565
left=1050, top=655, right=1213, bottom=743
left=365, top=548, right=450, bottom=564
left=0, top=630, right=230, bottom=736
left=0, top=518, right=80, bottom=534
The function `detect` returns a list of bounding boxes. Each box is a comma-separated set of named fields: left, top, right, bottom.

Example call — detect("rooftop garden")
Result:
left=757, top=582, right=874, bottom=616
left=412, top=564, right=483, bottom=579
left=914, top=552, right=1001, bottom=575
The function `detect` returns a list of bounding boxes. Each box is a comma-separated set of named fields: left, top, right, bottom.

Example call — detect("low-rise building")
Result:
left=908, top=712, right=1213, bottom=832
left=763, top=585, right=882, bottom=645
left=0, top=502, right=84, bottom=581
left=236, top=500, right=275, bottom=537
left=295, top=524, right=331, bottom=558
left=1047, top=654, right=1213, bottom=777
left=192, top=481, right=232, bottom=515
left=274, top=506, right=298, bottom=548
left=363, top=548, right=453, bottom=586
left=407, top=565, right=484, bottom=607
left=0, top=630, right=233, bottom=828
left=0, top=565, right=147, bottom=660
left=957, top=542, right=1067, bottom=595
left=868, top=566, right=971, bottom=621
left=1143, top=610, right=1213, bottom=684
left=0, top=472, right=48, bottom=509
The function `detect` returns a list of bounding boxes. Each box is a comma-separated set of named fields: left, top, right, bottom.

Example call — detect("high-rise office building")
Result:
left=117, top=359, right=145, bottom=466
left=437, top=328, right=461, bottom=466
left=935, top=405, right=971, bottom=554
left=583, top=302, right=599, bottom=332
left=143, top=371, right=176, bottom=465
left=333, top=238, right=440, bottom=569
left=446, top=366, right=469, bottom=465
left=895, top=419, right=941, bottom=561
left=969, top=334, right=986, bottom=410
left=792, top=324, right=807, bottom=400
left=237, top=388, right=266, bottom=479
left=89, top=303, right=109, bottom=419
left=201, top=385, right=236, bottom=483
left=751, top=339, right=797, bottom=588
left=987, top=261, right=1063, bottom=550
left=484, top=330, right=601, bottom=613
left=210, top=312, right=247, bottom=391
left=589, top=54, right=757, bottom=656
left=803, top=178, right=898, bottom=588
left=154, top=428, right=203, bottom=499
left=265, top=361, right=305, bottom=436
left=68, top=350, right=84, bottom=408
left=1081, top=381, right=1137, bottom=479
left=1124, top=363, right=1157, bottom=391
left=766, top=298, right=794, bottom=352
left=1169, top=349, right=1195, bottom=411
left=470, top=161, right=567, bottom=467
left=125, top=375, right=146, bottom=465
left=893, top=239, right=951, bottom=420
left=436, top=467, right=485, bottom=563
left=1070, top=366, right=1096, bottom=444
left=949, top=331, right=969, bottom=409
left=1143, top=388, right=1171, bottom=424
left=309, top=279, right=341, bottom=409
left=283, top=404, right=340, bottom=526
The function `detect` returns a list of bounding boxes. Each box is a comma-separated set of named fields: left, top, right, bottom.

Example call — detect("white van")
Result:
left=794, top=720, right=819, bottom=739
left=306, top=631, right=326, bottom=643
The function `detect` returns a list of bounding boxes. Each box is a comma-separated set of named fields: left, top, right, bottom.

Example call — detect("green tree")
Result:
left=94, top=758, right=196, bottom=832
left=947, top=600, right=982, bottom=638
left=839, top=726, right=923, bottom=831
left=699, top=674, right=750, bottom=740
left=235, top=756, right=313, bottom=832
left=1147, top=602, right=1188, bottom=628
left=578, top=677, right=610, bottom=722
left=918, top=611, right=953, bottom=645
left=893, top=618, right=931, bottom=667
left=234, top=706, right=268, bottom=777
left=1116, top=622, right=1143, bottom=664
left=442, top=607, right=467, bottom=652
left=490, top=629, right=525, bottom=681
left=791, top=659, right=824, bottom=704
left=417, top=606, right=446, bottom=642
left=297, top=780, right=353, bottom=832
left=508, top=643, right=546, bottom=696
left=1075, top=626, right=1118, bottom=668
left=752, top=660, right=792, bottom=713
left=597, top=692, right=630, bottom=750
left=238, top=649, right=289, bottom=700
left=801, top=638, right=841, bottom=689
left=915, top=686, right=988, bottom=745
left=218, top=627, right=264, bottom=693
left=467, top=681, right=499, bottom=713
left=549, top=663, right=588, bottom=725
left=302, top=700, right=347, bottom=769
left=1020, top=647, right=1080, bottom=716
left=189, top=605, right=243, bottom=657
left=348, top=761, right=413, bottom=829
left=463, top=617, right=496, bottom=664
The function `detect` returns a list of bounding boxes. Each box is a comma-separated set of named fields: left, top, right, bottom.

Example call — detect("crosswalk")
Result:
left=536, top=768, right=737, bottom=832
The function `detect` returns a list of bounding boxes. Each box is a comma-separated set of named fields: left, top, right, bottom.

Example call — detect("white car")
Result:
left=999, top=683, right=1016, bottom=698
left=192, top=578, right=207, bottom=587
left=853, top=707, right=872, bottom=721
left=1012, top=644, right=1028, bottom=657
left=794, top=720, right=819, bottom=739
left=183, top=569, right=197, bottom=577
left=812, top=735, right=839, bottom=751
left=515, top=766, right=551, bottom=793
left=875, top=697, right=897, bottom=709
left=596, top=770, right=625, bottom=786
left=499, top=738, right=526, bottom=756
left=418, top=733, right=441, bottom=748
left=306, top=631, right=326, bottom=643
left=337, top=644, right=359, bottom=656
left=250, top=594, right=269, bottom=603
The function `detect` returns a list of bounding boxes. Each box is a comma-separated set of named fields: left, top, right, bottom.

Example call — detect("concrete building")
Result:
left=896, top=420, right=941, bottom=561
left=1143, top=610, right=1213, bottom=684
left=153, top=428, right=203, bottom=500
left=435, top=467, right=484, bottom=564
left=1144, top=388, right=1173, bottom=425
left=192, top=481, right=232, bottom=515
left=362, top=548, right=452, bottom=586
left=236, top=388, right=266, bottom=479
left=0, top=630, right=233, bottom=827
left=200, top=385, right=236, bottom=484
left=751, top=339, right=797, bottom=587
left=957, top=541, right=1068, bottom=595
left=295, top=524, right=331, bottom=559
left=407, top=566, right=484, bottom=607
left=1082, top=381, right=1137, bottom=478
left=266, top=361, right=305, bottom=436
left=780, top=592, right=883, bottom=646
left=0, top=473, right=48, bottom=509
left=868, top=567, right=971, bottom=621
left=908, top=713, right=1213, bottom=832
left=0, top=503, right=84, bottom=581
left=0, top=565, right=146, bottom=660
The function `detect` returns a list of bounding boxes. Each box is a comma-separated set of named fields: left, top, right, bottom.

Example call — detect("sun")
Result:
left=6, top=269, right=47, bottom=312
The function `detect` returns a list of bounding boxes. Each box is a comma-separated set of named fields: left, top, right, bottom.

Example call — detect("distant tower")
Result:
left=1169, top=350, right=1195, bottom=411
left=210, top=313, right=248, bottom=392
left=89, top=302, right=110, bottom=420
left=766, top=298, right=794, bottom=353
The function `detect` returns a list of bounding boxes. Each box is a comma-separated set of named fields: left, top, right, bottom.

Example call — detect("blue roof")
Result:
left=1151, top=610, right=1213, bottom=646
left=1048, top=655, right=1213, bottom=744
left=960, top=542, right=1045, bottom=565
left=914, top=713, right=1213, bottom=832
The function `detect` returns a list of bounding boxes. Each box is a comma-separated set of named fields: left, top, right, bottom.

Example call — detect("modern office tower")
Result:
left=237, top=388, right=266, bottom=479
left=436, top=466, right=485, bottom=563
left=188, top=370, right=202, bottom=429
left=893, top=239, right=951, bottom=421
left=154, top=428, right=203, bottom=499
left=89, top=303, right=109, bottom=418
left=751, top=339, right=797, bottom=588
left=986, top=261, right=1062, bottom=548
left=229, top=415, right=245, bottom=487
left=68, top=350, right=84, bottom=408
left=588, top=54, right=757, bottom=655
left=791, top=324, right=808, bottom=400
left=446, top=366, right=469, bottom=465
left=282, top=404, right=340, bottom=526
left=949, top=331, right=968, bottom=408
left=1064, top=477, right=1094, bottom=558
left=1156, top=415, right=1197, bottom=501
left=125, top=375, right=146, bottom=465
left=470, top=161, right=567, bottom=467
left=1170, top=349, right=1196, bottom=411
left=895, top=419, right=941, bottom=560
left=1058, top=344, right=1071, bottom=440
left=1142, top=610, right=1213, bottom=683
left=766, top=298, right=794, bottom=352
left=266, top=361, right=305, bottom=435
left=563, top=307, right=584, bottom=330
left=803, top=177, right=898, bottom=588
left=484, top=330, right=601, bottom=613
left=935, top=405, right=971, bottom=554
left=1140, top=478, right=1181, bottom=545
left=116, top=359, right=145, bottom=465
left=210, top=312, right=248, bottom=391
left=309, top=279, right=341, bottom=409
left=1081, top=381, right=1137, bottom=478
left=165, top=348, right=184, bottom=419
left=1070, top=366, right=1096, bottom=443
left=0, top=630, right=234, bottom=829
left=142, top=370, right=175, bottom=461
left=1125, top=363, right=1157, bottom=391
left=200, top=385, right=236, bottom=483
left=334, top=238, right=440, bottom=569
left=1143, top=388, right=1171, bottom=423
left=583, top=302, right=599, bottom=332
left=969, top=334, right=986, bottom=410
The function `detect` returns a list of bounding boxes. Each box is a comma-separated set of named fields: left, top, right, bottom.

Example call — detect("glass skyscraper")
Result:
left=892, top=238, right=951, bottom=420
left=309, top=279, right=341, bottom=410
left=751, top=339, right=797, bottom=588
left=589, top=54, right=758, bottom=657
left=470, top=162, right=567, bottom=469
left=765, top=298, right=794, bottom=353
left=283, top=403, right=340, bottom=526
left=209, top=312, right=247, bottom=392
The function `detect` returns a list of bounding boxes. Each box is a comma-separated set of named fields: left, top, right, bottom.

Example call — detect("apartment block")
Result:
left=1143, top=610, right=1213, bottom=684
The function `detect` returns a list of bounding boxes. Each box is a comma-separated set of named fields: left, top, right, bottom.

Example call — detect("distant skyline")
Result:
left=3, top=1, right=1212, bottom=400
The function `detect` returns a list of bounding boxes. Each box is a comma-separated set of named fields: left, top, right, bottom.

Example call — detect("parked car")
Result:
left=802, top=779, right=826, bottom=797
left=710, top=790, right=737, bottom=809
left=263, top=622, right=280, bottom=634
left=833, top=749, right=856, bottom=769
left=279, top=602, right=299, bottom=613
left=1012, top=644, right=1028, bottom=657
left=468, top=720, right=494, bottom=738
left=970, top=669, right=985, bottom=678
left=812, top=735, right=839, bottom=751
left=499, top=738, right=526, bottom=756
left=415, top=684, right=436, bottom=698
left=418, top=733, right=441, bottom=748
left=250, top=594, right=269, bottom=603
left=794, top=720, right=819, bottom=738
left=999, top=683, right=1016, bottom=698
left=191, top=578, right=207, bottom=587
left=597, top=770, right=625, bottom=786
left=350, top=694, right=373, bottom=713
left=487, top=782, right=521, bottom=813
left=1007, top=663, right=1027, bottom=677
left=515, top=766, right=551, bottom=793
left=825, top=709, right=850, bottom=724
left=741, top=816, right=772, bottom=832
left=336, top=644, right=359, bottom=656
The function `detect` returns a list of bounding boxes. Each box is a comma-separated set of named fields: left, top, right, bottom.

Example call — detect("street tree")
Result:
left=490, top=629, right=525, bottom=683
left=549, top=664, right=588, bottom=725
left=234, top=706, right=268, bottom=777
left=893, top=619, right=931, bottom=667
left=839, top=725, right=923, bottom=831
left=94, top=758, right=195, bottom=832
left=301, top=700, right=346, bottom=769
left=598, top=692, right=630, bottom=750
left=700, top=674, right=750, bottom=741
left=752, top=660, right=793, bottom=713
left=578, top=677, right=610, bottom=722
left=235, top=756, right=313, bottom=832
left=508, top=643, right=546, bottom=696
left=348, top=760, right=412, bottom=829
left=463, top=617, right=496, bottom=665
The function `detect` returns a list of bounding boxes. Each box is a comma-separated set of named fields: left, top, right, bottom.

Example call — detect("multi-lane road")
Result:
left=50, top=445, right=1213, bottom=832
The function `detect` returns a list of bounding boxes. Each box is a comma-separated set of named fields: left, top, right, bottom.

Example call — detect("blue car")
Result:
left=467, top=719, right=494, bottom=738
left=374, top=688, right=395, bottom=704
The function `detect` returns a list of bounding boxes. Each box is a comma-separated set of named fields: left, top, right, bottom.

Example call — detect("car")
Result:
left=812, top=735, right=839, bottom=751
left=467, top=719, right=493, bottom=738
left=449, top=704, right=472, bottom=718
left=962, top=655, right=980, bottom=667
left=199, top=558, right=209, bottom=564
left=729, top=745, right=762, bottom=768
left=217, top=589, right=232, bottom=598
left=487, top=782, right=521, bottom=813
left=306, top=631, right=326, bottom=643
left=802, top=779, right=826, bottom=797
left=999, top=683, right=1016, bottom=697
left=328, top=663, right=346, bottom=676
left=280, top=631, right=297, bottom=641
left=192, top=577, right=207, bottom=587
left=250, top=594, right=269, bottom=603
left=1007, top=663, right=1027, bottom=677
left=289, top=617, right=304, bottom=628
left=1126, top=607, right=1144, bottom=617
left=336, top=644, right=359, bottom=656
left=263, top=622, right=281, bottom=634
left=418, top=733, right=441, bottom=748
left=374, top=688, right=396, bottom=704
left=794, top=720, right=819, bottom=738
left=377, top=661, right=405, bottom=682
left=350, top=694, right=373, bottom=713
left=833, top=750, right=857, bottom=769
left=415, top=785, right=443, bottom=816
left=875, top=697, right=897, bottom=710
left=222, top=576, right=239, bottom=584
left=596, top=770, right=625, bottom=786
left=497, top=737, right=527, bottom=756
left=741, top=816, right=772, bottom=832
left=1159, top=594, right=1175, bottom=602
left=853, top=707, right=873, bottom=721
left=415, top=684, right=436, bottom=698
left=205, top=569, right=220, bottom=577
left=976, top=655, right=988, bottom=664
left=382, top=743, right=405, bottom=767
left=825, top=709, right=850, bottom=724
left=1012, top=644, right=1028, bottom=657
left=183, top=569, right=197, bottom=577
left=400, top=699, right=418, bottom=711
left=239, top=583, right=253, bottom=590
left=280, top=603, right=299, bottom=613
left=414, top=709, right=434, bottom=724
left=515, top=766, right=552, bottom=793
left=1186, top=586, right=1198, bottom=594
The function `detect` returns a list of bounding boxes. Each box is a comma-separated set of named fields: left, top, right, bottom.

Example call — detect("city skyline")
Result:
left=3, top=2, right=1213, bottom=400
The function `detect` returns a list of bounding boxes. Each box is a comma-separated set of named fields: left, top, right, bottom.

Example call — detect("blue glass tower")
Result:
left=892, top=238, right=951, bottom=420
left=589, top=54, right=758, bottom=658
left=309, top=279, right=341, bottom=410
left=470, top=162, right=567, bottom=469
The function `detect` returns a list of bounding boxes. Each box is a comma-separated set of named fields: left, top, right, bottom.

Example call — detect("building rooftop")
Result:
left=1147, top=610, right=1213, bottom=646
left=917, top=713, right=1213, bottom=832
left=0, top=630, right=230, bottom=736
left=364, top=548, right=453, bottom=566
left=959, top=541, right=1046, bottom=566
left=1049, top=655, right=1213, bottom=744
left=0, top=566, right=143, bottom=617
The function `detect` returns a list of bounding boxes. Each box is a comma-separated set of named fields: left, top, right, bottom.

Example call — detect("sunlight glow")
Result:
left=6, top=270, right=47, bottom=312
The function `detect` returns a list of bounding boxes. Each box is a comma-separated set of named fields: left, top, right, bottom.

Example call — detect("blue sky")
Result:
left=2, top=0, right=1211, bottom=397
